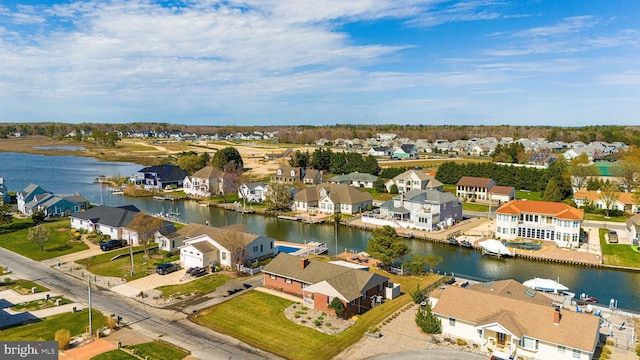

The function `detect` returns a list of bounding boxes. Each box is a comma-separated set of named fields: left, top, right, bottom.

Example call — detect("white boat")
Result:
left=478, top=239, right=512, bottom=257
left=523, top=278, right=569, bottom=293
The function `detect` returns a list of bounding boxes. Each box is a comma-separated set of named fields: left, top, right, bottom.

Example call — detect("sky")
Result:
left=0, top=0, right=638, bottom=126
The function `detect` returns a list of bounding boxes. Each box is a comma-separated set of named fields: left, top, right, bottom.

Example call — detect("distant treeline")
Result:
left=1, top=123, right=639, bottom=146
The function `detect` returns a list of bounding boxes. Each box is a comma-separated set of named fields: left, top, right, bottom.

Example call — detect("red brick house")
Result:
left=263, top=253, right=389, bottom=318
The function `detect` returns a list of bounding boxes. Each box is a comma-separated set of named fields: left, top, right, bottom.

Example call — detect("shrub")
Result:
left=314, top=319, right=323, bottom=327
left=456, top=338, right=467, bottom=346
left=368, top=327, right=379, bottom=333
left=55, top=329, right=71, bottom=350
left=328, top=297, right=346, bottom=318
left=635, top=343, right=640, bottom=357
left=415, top=302, right=441, bottom=334
left=106, top=315, right=117, bottom=330
left=410, top=284, right=426, bottom=304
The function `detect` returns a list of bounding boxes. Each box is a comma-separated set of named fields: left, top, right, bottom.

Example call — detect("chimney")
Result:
left=553, top=306, right=562, bottom=325
left=300, top=258, right=309, bottom=269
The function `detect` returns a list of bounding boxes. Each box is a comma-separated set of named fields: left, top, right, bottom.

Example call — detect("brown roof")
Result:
left=490, top=185, right=515, bottom=195
left=574, top=189, right=638, bottom=204
left=294, top=184, right=372, bottom=205
left=192, top=166, right=223, bottom=179
left=394, top=169, right=432, bottom=181
left=176, top=223, right=262, bottom=250
left=263, top=253, right=388, bottom=301
left=432, top=286, right=600, bottom=352
left=629, top=213, right=640, bottom=226
left=496, top=200, right=583, bottom=220
left=466, top=280, right=553, bottom=306
left=456, top=176, right=494, bottom=188
left=190, top=241, right=219, bottom=253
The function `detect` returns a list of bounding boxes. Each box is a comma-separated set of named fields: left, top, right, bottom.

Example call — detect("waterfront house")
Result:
left=178, top=223, right=275, bottom=269
left=627, top=214, right=640, bottom=246
left=495, top=200, right=583, bottom=248
left=0, top=178, right=9, bottom=204
left=292, top=184, right=372, bottom=215
left=271, top=166, right=304, bottom=184
left=385, top=169, right=443, bottom=194
left=362, top=189, right=462, bottom=231
left=183, top=166, right=227, bottom=197
left=456, top=177, right=496, bottom=201
left=393, top=144, right=418, bottom=159
left=132, top=165, right=189, bottom=189
left=70, top=205, right=141, bottom=241
left=573, top=189, right=640, bottom=214
left=303, top=169, right=322, bottom=185
left=238, top=182, right=269, bottom=203
left=326, top=172, right=378, bottom=189
left=17, top=183, right=88, bottom=217
left=429, top=283, right=600, bottom=360
left=263, top=253, right=390, bottom=318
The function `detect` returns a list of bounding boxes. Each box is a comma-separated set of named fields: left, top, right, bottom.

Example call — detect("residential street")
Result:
left=0, top=247, right=279, bottom=360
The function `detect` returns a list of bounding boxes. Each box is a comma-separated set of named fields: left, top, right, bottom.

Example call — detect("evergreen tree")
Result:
left=212, top=147, right=243, bottom=170
left=543, top=178, right=563, bottom=202
left=374, top=177, right=387, bottom=193
left=365, top=226, right=409, bottom=266
left=361, top=155, right=381, bottom=175
left=415, top=301, right=441, bottom=334
left=310, top=148, right=332, bottom=172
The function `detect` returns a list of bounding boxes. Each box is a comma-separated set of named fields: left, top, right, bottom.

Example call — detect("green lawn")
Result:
left=584, top=213, right=629, bottom=223
left=0, top=280, right=49, bottom=294
left=462, top=203, right=490, bottom=212
left=0, top=309, right=106, bottom=340
left=0, top=218, right=88, bottom=260
left=443, top=184, right=456, bottom=194
left=362, top=188, right=393, bottom=201
left=91, top=350, right=138, bottom=360
left=11, top=296, right=71, bottom=311
left=128, top=341, right=189, bottom=360
left=76, top=246, right=162, bottom=281
left=156, top=273, right=231, bottom=297
left=599, top=228, right=640, bottom=268
left=516, top=190, right=543, bottom=201
left=195, top=274, right=440, bottom=360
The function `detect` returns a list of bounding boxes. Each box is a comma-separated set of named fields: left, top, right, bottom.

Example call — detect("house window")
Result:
left=572, top=349, right=581, bottom=358
left=270, top=274, right=276, bottom=280
left=253, top=246, right=258, bottom=252
left=285, top=278, right=292, bottom=284
left=520, top=336, right=538, bottom=351
left=449, top=318, right=455, bottom=327
left=221, top=252, right=227, bottom=260
left=497, top=332, right=505, bottom=346
left=477, top=329, right=483, bottom=338
left=557, top=345, right=566, bottom=354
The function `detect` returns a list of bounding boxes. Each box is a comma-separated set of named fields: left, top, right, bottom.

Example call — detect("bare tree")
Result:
left=222, top=160, right=244, bottom=203
left=615, top=147, right=640, bottom=192
left=264, top=182, right=292, bottom=211
left=600, top=182, right=620, bottom=217
left=126, top=212, right=165, bottom=258
left=28, top=225, right=50, bottom=252
left=569, top=154, right=598, bottom=191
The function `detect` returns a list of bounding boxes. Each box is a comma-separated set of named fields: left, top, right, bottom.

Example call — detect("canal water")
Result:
left=1, top=152, right=639, bottom=311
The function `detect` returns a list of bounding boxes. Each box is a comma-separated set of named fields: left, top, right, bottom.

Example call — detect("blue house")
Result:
left=17, top=183, right=88, bottom=217
left=0, top=178, right=9, bottom=204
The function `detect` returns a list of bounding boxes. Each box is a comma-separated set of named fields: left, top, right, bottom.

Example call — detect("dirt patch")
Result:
left=283, top=303, right=354, bottom=335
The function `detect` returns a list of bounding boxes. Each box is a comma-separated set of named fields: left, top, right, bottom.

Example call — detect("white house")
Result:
left=293, top=184, right=372, bottom=215
left=456, top=177, right=496, bottom=201
left=362, top=189, right=462, bottom=231
left=429, top=281, right=600, bottom=360
left=326, top=172, right=378, bottom=189
left=626, top=214, right=640, bottom=246
left=495, top=200, right=583, bottom=248
left=183, top=166, right=226, bottom=197
left=238, top=182, right=269, bottom=203
left=178, top=223, right=275, bottom=269
left=367, top=147, right=392, bottom=157
left=70, top=205, right=141, bottom=241
left=385, top=170, right=443, bottom=194
left=490, top=185, right=516, bottom=204
left=573, top=189, right=640, bottom=214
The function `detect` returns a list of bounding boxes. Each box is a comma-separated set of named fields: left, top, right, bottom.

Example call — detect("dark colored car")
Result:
left=156, top=263, right=180, bottom=275
left=100, top=239, right=126, bottom=251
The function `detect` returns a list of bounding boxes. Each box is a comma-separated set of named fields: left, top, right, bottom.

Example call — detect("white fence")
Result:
left=236, top=264, right=264, bottom=275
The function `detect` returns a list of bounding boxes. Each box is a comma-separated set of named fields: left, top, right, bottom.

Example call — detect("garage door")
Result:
left=181, top=253, right=202, bottom=268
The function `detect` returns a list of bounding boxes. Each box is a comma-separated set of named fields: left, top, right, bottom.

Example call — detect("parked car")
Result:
left=100, top=239, right=126, bottom=251
left=156, top=263, right=180, bottom=275
left=608, top=231, right=618, bottom=244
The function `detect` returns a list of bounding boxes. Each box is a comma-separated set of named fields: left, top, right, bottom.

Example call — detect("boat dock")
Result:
left=274, top=241, right=328, bottom=256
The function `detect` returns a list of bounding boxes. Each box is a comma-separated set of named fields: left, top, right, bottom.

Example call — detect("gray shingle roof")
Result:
left=328, top=172, right=378, bottom=183
left=71, top=205, right=141, bottom=227
left=400, top=189, right=458, bottom=204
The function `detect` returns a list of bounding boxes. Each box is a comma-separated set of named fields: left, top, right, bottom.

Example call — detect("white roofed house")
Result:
left=178, top=223, right=275, bottom=269
left=363, top=189, right=462, bottom=231
left=385, top=169, right=443, bottom=194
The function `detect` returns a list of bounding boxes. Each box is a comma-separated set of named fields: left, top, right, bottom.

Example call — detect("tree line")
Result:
left=288, top=148, right=380, bottom=175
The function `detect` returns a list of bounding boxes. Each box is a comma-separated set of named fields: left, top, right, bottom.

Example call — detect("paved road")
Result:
left=0, top=247, right=278, bottom=360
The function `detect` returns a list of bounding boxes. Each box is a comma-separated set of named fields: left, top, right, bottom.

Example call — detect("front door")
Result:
left=497, top=332, right=506, bottom=346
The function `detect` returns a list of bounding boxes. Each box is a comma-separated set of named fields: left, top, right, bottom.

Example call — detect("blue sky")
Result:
left=0, top=0, right=638, bottom=126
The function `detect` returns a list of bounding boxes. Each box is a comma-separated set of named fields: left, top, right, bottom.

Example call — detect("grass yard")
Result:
left=76, top=246, right=162, bottom=281
left=195, top=274, right=441, bottom=360
left=91, top=350, right=138, bottom=360
left=0, top=280, right=49, bottom=294
left=443, top=184, right=456, bottom=193
left=0, top=218, right=88, bottom=261
left=516, top=190, right=543, bottom=201
left=462, top=202, right=490, bottom=212
left=599, top=228, right=640, bottom=268
left=584, top=213, right=629, bottom=223
left=11, top=296, right=71, bottom=311
left=0, top=309, right=106, bottom=340
left=156, top=273, right=231, bottom=297
left=127, top=341, right=189, bottom=360
left=363, top=188, right=393, bottom=201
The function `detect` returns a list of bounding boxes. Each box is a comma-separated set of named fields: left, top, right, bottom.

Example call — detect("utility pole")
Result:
left=88, top=275, right=93, bottom=335
left=129, top=241, right=134, bottom=277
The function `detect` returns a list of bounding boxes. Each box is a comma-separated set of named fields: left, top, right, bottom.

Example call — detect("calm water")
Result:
left=1, top=152, right=639, bottom=311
